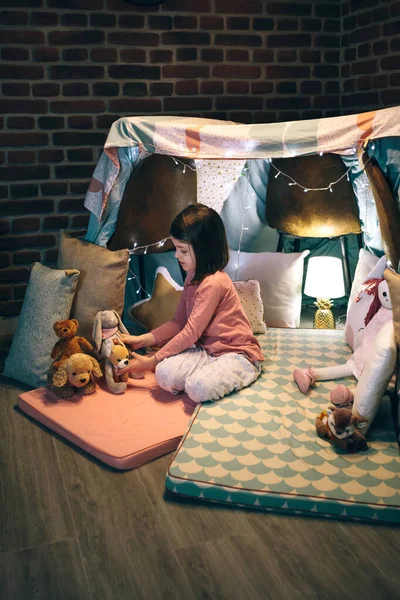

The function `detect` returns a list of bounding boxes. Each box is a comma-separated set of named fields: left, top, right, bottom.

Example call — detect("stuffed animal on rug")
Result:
left=108, top=342, right=136, bottom=387
left=92, top=310, right=133, bottom=394
left=51, top=318, right=93, bottom=368
left=47, top=353, right=103, bottom=399
left=293, top=278, right=392, bottom=394
left=316, top=407, right=368, bottom=453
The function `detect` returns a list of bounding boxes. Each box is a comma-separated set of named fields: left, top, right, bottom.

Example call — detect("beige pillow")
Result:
left=129, top=266, right=183, bottom=331
left=384, top=267, right=400, bottom=347
left=57, top=231, right=129, bottom=341
left=232, top=280, right=267, bottom=334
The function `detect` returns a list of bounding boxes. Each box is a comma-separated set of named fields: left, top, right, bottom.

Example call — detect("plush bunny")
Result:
left=293, top=278, right=393, bottom=394
left=92, top=310, right=131, bottom=394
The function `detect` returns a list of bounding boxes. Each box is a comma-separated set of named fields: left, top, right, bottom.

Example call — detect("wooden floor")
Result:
left=2, top=310, right=400, bottom=600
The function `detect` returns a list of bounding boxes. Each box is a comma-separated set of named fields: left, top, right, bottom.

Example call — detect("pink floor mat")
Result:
left=18, top=372, right=196, bottom=470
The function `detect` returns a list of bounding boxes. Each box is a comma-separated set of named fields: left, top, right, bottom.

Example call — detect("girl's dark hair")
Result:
left=170, top=204, right=229, bottom=283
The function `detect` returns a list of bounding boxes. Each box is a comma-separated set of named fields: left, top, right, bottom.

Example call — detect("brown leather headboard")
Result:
left=265, top=154, right=361, bottom=238
left=108, top=154, right=197, bottom=253
left=358, top=150, right=400, bottom=270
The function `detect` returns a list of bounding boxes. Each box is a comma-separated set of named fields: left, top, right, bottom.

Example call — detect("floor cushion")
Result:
left=18, top=372, right=195, bottom=470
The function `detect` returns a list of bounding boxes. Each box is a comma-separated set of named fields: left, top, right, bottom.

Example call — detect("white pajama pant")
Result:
left=155, top=347, right=262, bottom=404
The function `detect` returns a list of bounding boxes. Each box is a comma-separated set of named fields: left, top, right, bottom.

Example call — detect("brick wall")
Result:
left=341, top=0, right=400, bottom=112
left=0, top=0, right=399, bottom=321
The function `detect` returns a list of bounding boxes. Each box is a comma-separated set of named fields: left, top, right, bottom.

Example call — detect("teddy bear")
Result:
left=109, top=343, right=131, bottom=386
left=316, top=407, right=368, bottom=453
left=47, top=353, right=103, bottom=399
left=51, top=318, right=93, bottom=368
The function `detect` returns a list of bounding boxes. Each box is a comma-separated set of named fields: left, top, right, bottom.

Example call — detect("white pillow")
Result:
left=225, top=249, right=310, bottom=328
left=345, top=254, right=387, bottom=350
left=232, top=280, right=267, bottom=334
left=352, top=320, right=396, bottom=433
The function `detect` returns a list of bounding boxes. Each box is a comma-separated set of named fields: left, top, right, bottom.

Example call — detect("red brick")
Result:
left=32, top=11, right=58, bottom=26
left=253, top=50, right=274, bottom=63
left=48, top=0, right=103, bottom=8
left=175, top=80, right=199, bottom=95
left=94, top=82, right=120, bottom=96
left=226, top=50, right=249, bottom=62
left=149, top=15, right=172, bottom=29
left=176, top=48, right=197, bottom=61
left=33, top=47, right=60, bottom=62
left=0, top=222, right=10, bottom=236
left=62, top=83, right=89, bottom=97
left=38, top=117, right=65, bottom=129
left=227, top=17, right=249, bottom=30
left=212, top=65, right=261, bottom=79
left=267, top=33, right=312, bottom=48
left=300, top=49, right=321, bottom=63
left=109, top=98, right=161, bottom=112
left=383, top=20, right=400, bottom=36
left=382, top=89, right=400, bottom=104
left=14, top=284, right=28, bottom=299
left=226, top=81, right=249, bottom=94
left=216, top=96, right=262, bottom=110
left=108, top=32, right=159, bottom=46
left=117, top=14, right=145, bottom=28
left=8, top=151, right=35, bottom=164
left=0, top=99, right=47, bottom=114
left=55, top=165, right=94, bottom=180
left=70, top=182, right=88, bottom=194
left=96, top=115, right=120, bottom=129
left=43, top=216, right=69, bottom=230
left=162, top=32, right=209, bottom=45
left=67, top=148, right=93, bottom=162
left=0, top=234, right=55, bottom=251
left=7, top=116, right=35, bottom=129
left=67, top=116, right=94, bottom=129
left=251, top=81, right=274, bottom=94
left=253, top=18, right=274, bottom=30
left=381, top=56, right=400, bottom=71
left=161, top=0, right=210, bottom=10
left=200, top=16, right=223, bottom=29
left=1, top=47, right=29, bottom=61
left=277, top=18, right=299, bottom=31
left=372, top=74, right=388, bottom=89
left=265, top=65, right=310, bottom=78
left=174, top=16, right=197, bottom=29
left=0, top=65, right=43, bottom=80
left=315, top=34, right=340, bottom=48
left=357, top=76, right=372, bottom=91
left=0, top=286, right=12, bottom=301
left=266, top=96, right=310, bottom=110
left=215, top=34, right=262, bottom=47
left=51, top=100, right=105, bottom=114
left=300, top=18, right=322, bottom=32
left=38, top=150, right=64, bottom=162
left=313, top=65, right=339, bottom=78
left=120, top=49, right=147, bottom=62
left=0, top=133, right=48, bottom=146
left=71, top=214, right=90, bottom=228
left=2, top=83, right=30, bottom=96
left=109, top=65, right=160, bottom=79
left=60, top=13, right=87, bottom=26
left=0, top=268, right=30, bottom=283
left=0, top=165, right=50, bottom=182
left=373, top=40, right=388, bottom=55
left=163, top=65, right=209, bottom=78
left=200, top=81, right=224, bottom=94
left=351, top=59, right=377, bottom=75
left=164, top=97, right=212, bottom=111
left=201, top=49, right=223, bottom=62
left=1, top=300, right=24, bottom=318
left=276, top=81, right=296, bottom=94
left=32, top=83, right=60, bottom=97
left=54, top=131, right=106, bottom=147
left=91, top=49, right=118, bottom=62
left=49, top=30, right=105, bottom=45
left=1, top=30, right=44, bottom=44
left=149, top=83, right=173, bottom=97
left=58, top=198, right=87, bottom=212
left=277, top=50, right=297, bottom=62
left=215, top=0, right=262, bottom=13
left=0, top=10, right=28, bottom=25
left=12, top=217, right=40, bottom=232
left=62, top=48, right=88, bottom=61
left=91, top=14, right=116, bottom=27
left=10, top=184, right=39, bottom=199
left=41, top=182, right=67, bottom=196
left=266, top=2, right=311, bottom=16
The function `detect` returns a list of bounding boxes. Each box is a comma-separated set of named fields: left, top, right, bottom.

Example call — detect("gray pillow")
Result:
left=3, top=263, right=80, bottom=388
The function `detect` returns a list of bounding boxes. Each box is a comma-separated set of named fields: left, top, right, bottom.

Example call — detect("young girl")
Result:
left=119, top=203, right=264, bottom=403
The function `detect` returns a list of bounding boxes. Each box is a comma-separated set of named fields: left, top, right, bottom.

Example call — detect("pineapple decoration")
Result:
left=313, top=298, right=336, bottom=329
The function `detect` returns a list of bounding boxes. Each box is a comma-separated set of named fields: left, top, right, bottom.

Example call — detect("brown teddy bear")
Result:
left=51, top=319, right=93, bottom=368
left=47, top=353, right=103, bottom=399
left=316, top=407, right=368, bottom=453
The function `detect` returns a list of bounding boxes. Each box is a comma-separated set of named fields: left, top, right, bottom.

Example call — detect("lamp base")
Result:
left=313, top=307, right=336, bottom=329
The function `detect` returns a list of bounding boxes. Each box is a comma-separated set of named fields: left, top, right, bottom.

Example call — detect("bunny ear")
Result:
left=53, top=364, right=68, bottom=387
left=113, top=310, right=129, bottom=335
left=92, top=312, right=103, bottom=351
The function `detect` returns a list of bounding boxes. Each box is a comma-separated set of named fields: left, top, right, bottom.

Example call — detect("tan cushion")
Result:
left=384, top=267, right=400, bottom=347
left=129, top=266, right=183, bottom=332
left=57, top=231, right=129, bottom=341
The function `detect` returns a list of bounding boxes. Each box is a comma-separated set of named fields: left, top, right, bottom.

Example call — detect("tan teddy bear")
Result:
left=47, top=353, right=103, bottom=398
left=109, top=343, right=130, bottom=385
left=51, top=319, right=93, bottom=368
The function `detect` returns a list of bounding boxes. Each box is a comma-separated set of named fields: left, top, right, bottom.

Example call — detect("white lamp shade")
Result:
left=304, top=256, right=345, bottom=299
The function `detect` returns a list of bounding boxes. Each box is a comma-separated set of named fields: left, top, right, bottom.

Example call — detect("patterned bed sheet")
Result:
left=166, top=328, right=400, bottom=522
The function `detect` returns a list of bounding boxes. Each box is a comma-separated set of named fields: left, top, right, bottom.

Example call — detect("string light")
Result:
left=127, top=266, right=151, bottom=298
left=128, top=237, right=170, bottom=255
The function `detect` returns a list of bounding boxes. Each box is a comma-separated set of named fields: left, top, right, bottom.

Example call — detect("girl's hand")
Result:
left=120, top=334, right=143, bottom=350
left=117, top=352, right=158, bottom=375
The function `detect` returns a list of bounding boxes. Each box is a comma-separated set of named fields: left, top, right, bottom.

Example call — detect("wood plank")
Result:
left=0, top=539, right=91, bottom=600
left=55, top=441, right=196, bottom=600
left=0, top=386, right=75, bottom=553
left=138, top=453, right=255, bottom=550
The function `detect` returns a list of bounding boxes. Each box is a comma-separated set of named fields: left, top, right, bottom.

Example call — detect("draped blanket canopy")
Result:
left=85, top=106, right=400, bottom=222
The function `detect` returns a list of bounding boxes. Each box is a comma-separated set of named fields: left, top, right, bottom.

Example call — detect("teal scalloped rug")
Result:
left=166, top=329, right=400, bottom=522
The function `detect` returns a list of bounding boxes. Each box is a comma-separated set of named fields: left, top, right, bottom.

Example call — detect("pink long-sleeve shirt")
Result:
left=151, top=270, right=264, bottom=364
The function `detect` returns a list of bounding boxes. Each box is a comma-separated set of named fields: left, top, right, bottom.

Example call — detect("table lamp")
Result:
left=304, top=256, right=345, bottom=329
